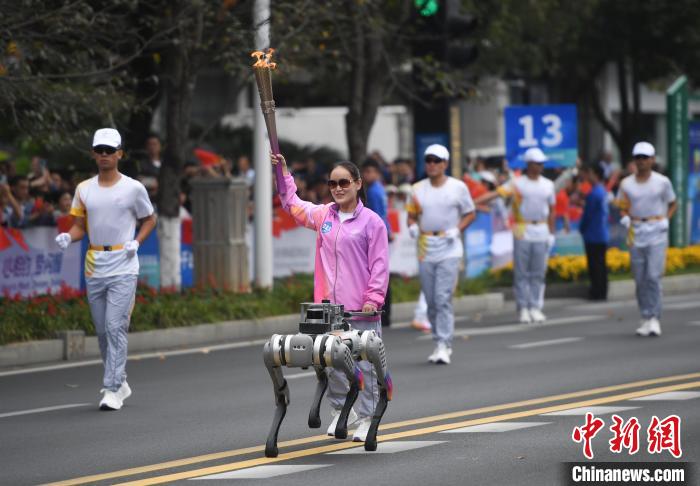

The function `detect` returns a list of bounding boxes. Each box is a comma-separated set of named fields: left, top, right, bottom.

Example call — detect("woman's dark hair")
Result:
left=332, top=161, right=366, bottom=204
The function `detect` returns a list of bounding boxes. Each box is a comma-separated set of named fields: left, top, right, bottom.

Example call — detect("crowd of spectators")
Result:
left=0, top=134, right=650, bottom=234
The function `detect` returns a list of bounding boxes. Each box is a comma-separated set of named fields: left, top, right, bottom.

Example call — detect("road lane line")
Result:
left=542, top=405, right=638, bottom=416
left=0, top=403, right=91, bottom=418
left=190, top=464, right=332, bottom=480
left=326, top=440, right=446, bottom=455
left=440, top=421, right=550, bottom=433
left=630, top=391, right=700, bottom=401
left=113, top=380, right=700, bottom=485
left=45, top=371, right=700, bottom=486
left=286, top=371, right=315, bottom=380
left=418, top=315, right=603, bottom=339
left=0, top=339, right=268, bottom=378
left=509, top=337, right=583, bottom=349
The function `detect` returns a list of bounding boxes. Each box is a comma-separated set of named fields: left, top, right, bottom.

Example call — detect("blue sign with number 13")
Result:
left=505, top=104, right=578, bottom=169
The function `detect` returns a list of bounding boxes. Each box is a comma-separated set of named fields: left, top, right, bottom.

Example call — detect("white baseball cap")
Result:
left=424, top=144, right=450, bottom=161
left=478, top=170, right=497, bottom=185
left=523, top=147, right=547, bottom=163
left=92, top=128, right=122, bottom=148
left=632, top=141, right=655, bottom=157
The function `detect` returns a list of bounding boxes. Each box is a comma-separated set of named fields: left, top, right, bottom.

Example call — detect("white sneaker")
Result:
left=648, top=318, right=662, bottom=336
left=434, top=343, right=451, bottom=365
left=116, top=381, right=132, bottom=403
left=352, top=417, right=373, bottom=442
left=99, top=389, right=123, bottom=411
left=428, top=344, right=440, bottom=363
left=529, top=308, right=546, bottom=323
left=327, top=407, right=358, bottom=436
left=636, top=319, right=652, bottom=337
left=519, top=309, right=532, bottom=324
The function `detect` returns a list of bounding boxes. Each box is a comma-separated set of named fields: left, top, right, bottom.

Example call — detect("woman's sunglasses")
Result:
left=327, top=178, right=355, bottom=190
left=93, top=145, right=118, bottom=155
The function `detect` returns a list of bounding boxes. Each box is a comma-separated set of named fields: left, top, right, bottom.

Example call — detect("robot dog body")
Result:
left=262, top=301, right=392, bottom=457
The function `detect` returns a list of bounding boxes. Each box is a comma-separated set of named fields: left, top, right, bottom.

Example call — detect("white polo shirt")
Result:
left=408, top=177, right=475, bottom=262
left=71, top=174, right=154, bottom=278
left=618, top=172, right=676, bottom=247
left=497, top=175, right=555, bottom=241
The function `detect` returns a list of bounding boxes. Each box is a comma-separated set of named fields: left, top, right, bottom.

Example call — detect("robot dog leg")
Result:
left=262, top=334, right=291, bottom=458
left=327, top=335, right=364, bottom=439
left=357, top=330, right=393, bottom=451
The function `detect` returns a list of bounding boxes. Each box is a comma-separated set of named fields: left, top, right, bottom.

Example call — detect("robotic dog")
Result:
left=262, top=300, right=393, bottom=457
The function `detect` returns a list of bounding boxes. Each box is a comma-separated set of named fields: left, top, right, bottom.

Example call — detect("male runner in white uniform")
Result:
left=56, top=128, right=156, bottom=410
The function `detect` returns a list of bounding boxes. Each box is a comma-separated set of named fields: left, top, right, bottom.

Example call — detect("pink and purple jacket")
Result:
left=279, top=173, right=389, bottom=317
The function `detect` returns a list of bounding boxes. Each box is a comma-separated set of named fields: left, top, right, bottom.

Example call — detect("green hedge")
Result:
left=0, top=274, right=498, bottom=346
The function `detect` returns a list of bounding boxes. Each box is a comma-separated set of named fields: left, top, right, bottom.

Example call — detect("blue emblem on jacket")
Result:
left=321, top=221, right=332, bottom=234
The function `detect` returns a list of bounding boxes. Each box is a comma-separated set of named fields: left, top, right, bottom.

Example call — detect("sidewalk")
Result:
left=2, top=274, right=700, bottom=370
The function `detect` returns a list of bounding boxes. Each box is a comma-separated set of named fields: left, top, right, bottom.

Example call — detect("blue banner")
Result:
left=688, top=121, right=700, bottom=243
left=505, top=104, right=578, bottom=169
left=464, top=212, right=493, bottom=278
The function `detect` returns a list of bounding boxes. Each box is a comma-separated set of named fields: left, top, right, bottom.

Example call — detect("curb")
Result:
left=2, top=273, right=699, bottom=370
left=0, top=292, right=505, bottom=369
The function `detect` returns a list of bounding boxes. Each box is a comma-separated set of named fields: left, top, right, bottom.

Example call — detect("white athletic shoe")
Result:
left=99, top=389, right=123, bottom=411
left=519, top=309, right=532, bottom=324
left=648, top=318, right=662, bottom=336
left=352, top=417, right=373, bottom=442
left=529, top=309, right=546, bottom=323
left=428, top=345, right=440, bottom=363
left=327, top=407, right=358, bottom=436
left=636, top=319, right=652, bottom=337
left=116, top=381, right=132, bottom=403
left=434, top=343, right=451, bottom=365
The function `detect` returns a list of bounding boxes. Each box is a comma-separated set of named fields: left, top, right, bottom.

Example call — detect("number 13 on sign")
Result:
left=518, top=114, right=563, bottom=148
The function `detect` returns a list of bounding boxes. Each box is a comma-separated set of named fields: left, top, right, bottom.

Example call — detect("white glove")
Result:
left=546, top=234, right=556, bottom=251
left=55, top=233, right=71, bottom=250
left=408, top=223, right=420, bottom=239
left=445, top=227, right=461, bottom=240
left=620, top=215, right=631, bottom=229
left=124, top=240, right=139, bottom=258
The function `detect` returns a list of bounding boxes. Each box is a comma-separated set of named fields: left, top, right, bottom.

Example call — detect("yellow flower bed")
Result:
left=490, top=245, right=700, bottom=282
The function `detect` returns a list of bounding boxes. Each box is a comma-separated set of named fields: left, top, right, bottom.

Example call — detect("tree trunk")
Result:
left=344, top=9, right=388, bottom=165
left=615, top=57, right=632, bottom=159
left=157, top=3, right=200, bottom=291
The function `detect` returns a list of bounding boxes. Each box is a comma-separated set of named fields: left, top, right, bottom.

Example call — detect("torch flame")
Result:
left=251, top=48, right=277, bottom=69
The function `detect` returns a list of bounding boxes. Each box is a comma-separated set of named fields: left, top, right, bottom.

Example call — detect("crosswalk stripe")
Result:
left=440, top=421, right=550, bottom=433
left=630, top=391, right=700, bottom=401
left=190, top=464, right=331, bottom=480
left=542, top=406, right=638, bottom=416
left=509, top=337, right=583, bottom=349
left=326, top=440, right=446, bottom=455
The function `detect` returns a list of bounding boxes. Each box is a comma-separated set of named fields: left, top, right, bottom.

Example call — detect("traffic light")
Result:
left=411, top=0, right=479, bottom=177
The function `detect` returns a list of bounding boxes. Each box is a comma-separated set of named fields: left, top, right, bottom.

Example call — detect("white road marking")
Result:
left=630, top=391, right=700, bottom=401
left=190, top=464, right=332, bottom=480
left=286, top=371, right=316, bottom=380
left=0, top=403, right=91, bottom=419
left=543, top=406, right=639, bottom=416
left=665, top=302, right=700, bottom=310
left=418, top=315, right=604, bottom=339
left=0, top=339, right=268, bottom=378
left=326, top=440, right=446, bottom=455
left=509, top=337, right=583, bottom=349
left=687, top=321, right=700, bottom=326
left=440, top=421, right=550, bottom=433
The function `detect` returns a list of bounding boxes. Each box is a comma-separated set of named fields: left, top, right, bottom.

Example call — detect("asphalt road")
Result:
left=1, top=293, right=699, bottom=486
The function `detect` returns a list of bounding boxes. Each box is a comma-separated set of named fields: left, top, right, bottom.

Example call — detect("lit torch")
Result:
left=251, top=48, right=285, bottom=192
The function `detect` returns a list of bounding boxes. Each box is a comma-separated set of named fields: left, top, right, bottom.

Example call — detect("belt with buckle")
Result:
left=631, top=216, right=664, bottom=223
left=89, top=244, right=125, bottom=252
left=420, top=230, right=445, bottom=236
left=528, top=220, right=546, bottom=225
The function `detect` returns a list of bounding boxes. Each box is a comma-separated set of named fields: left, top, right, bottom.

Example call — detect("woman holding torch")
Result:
left=270, top=153, right=389, bottom=443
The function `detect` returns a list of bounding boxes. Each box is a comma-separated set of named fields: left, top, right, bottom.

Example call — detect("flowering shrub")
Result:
left=491, top=245, right=700, bottom=282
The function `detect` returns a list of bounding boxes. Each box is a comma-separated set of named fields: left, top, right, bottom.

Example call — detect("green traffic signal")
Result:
left=415, top=0, right=439, bottom=17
